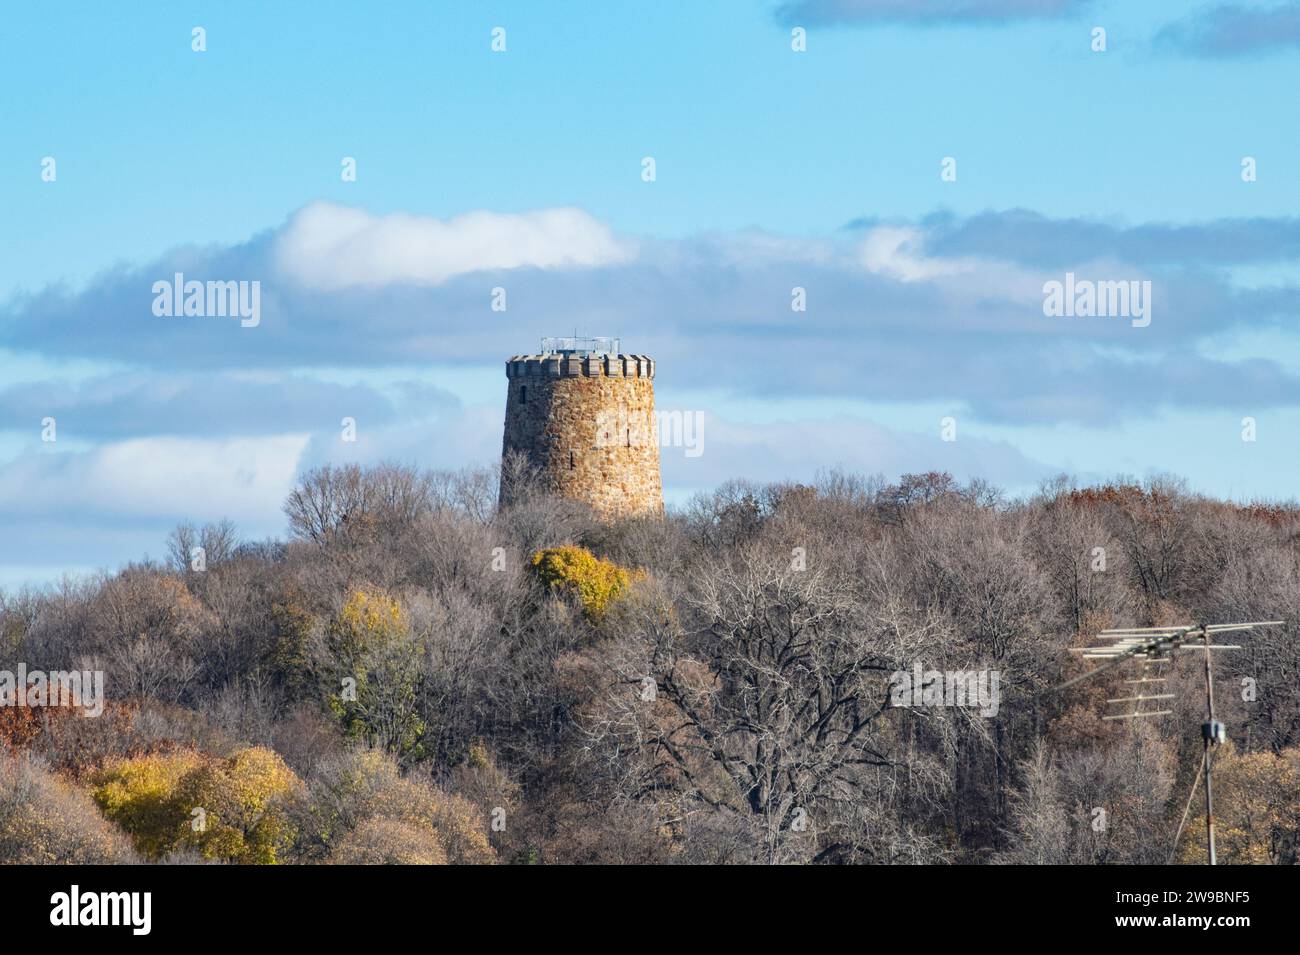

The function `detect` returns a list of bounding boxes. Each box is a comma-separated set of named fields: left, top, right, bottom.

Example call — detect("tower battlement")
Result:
left=505, top=353, right=656, bottom=381
left=500, top=342, right=663, bottom=517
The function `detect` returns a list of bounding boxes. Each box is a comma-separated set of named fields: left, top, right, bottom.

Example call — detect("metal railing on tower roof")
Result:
left=540, top=336, right=620, bottom=356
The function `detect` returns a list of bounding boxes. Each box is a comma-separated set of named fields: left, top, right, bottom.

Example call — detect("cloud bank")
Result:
left=5, top=202, right=1300, bottom=427
left=1155, top=2, right=1300, bottom=57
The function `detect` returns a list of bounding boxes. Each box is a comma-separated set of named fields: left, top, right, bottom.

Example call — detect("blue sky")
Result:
left=3, top=0, right=1300, bottom=587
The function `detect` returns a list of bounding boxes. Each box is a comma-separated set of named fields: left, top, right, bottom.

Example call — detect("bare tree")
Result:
left=584, top=536, right=950, bottom=863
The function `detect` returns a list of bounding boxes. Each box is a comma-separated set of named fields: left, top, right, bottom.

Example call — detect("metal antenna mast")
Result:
left=1053, top=620, right=1284, bottom=865
left=1201, top=629, right=1219, bottom=865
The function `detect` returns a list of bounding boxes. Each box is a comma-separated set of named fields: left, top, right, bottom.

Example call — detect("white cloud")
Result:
left=273, top=201, right=635, bottom=290
left=858, top=226, right=979, bottom=282
left=856, top=225, right=1058, bottom=311
left=0, top=435, right=309, bottom=530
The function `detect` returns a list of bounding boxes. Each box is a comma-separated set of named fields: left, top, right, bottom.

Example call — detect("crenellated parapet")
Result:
left=505, top=354, right=656, bottom=380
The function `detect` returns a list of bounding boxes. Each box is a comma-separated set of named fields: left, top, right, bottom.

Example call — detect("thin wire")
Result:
left=1168, top=751, right=1206, bottom=864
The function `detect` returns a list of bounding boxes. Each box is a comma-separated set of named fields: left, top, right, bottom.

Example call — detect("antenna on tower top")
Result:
left=540, top=335, right=619, bottom=356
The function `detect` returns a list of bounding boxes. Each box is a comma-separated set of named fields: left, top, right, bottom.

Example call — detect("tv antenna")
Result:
left=1054, top=620, right=1284, bottom=865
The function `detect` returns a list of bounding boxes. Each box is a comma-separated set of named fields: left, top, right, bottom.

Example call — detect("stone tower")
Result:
left=500, top=336, right=663, bottom=516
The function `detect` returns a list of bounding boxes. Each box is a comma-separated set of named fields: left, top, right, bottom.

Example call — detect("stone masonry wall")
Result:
left=500, top=353, right=664, bottom=517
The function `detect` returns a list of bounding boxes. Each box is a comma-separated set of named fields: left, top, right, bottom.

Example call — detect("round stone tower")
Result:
left=500, top=336, right=663, bottom=517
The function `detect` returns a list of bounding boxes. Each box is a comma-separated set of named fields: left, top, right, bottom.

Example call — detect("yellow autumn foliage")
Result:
left=530, top=546, right=639, bottom=621
left=174, top=746, right=303, bottom=864
left=93, top=746, right=302, bottom=864
left=91, top=750, right=206, bottom=859
left=332, top=589, right=406, bottom=652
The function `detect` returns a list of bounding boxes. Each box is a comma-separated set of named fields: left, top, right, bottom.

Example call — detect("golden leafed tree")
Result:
left=531, top=546, right=639, bottom=622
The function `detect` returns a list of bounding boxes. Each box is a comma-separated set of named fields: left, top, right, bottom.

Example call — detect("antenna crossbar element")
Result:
left=1099, top=621, right=1283, bottom=635
left=1053, top=621, right=1283, bottom=694
left=1124, top=678, right=1167, bottom=684
left=1098, top=629, right=1190, bottom=638
left=1106, top=694, right=1176, bottom=704
left=1102, top=710, right=1173, bottom=721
